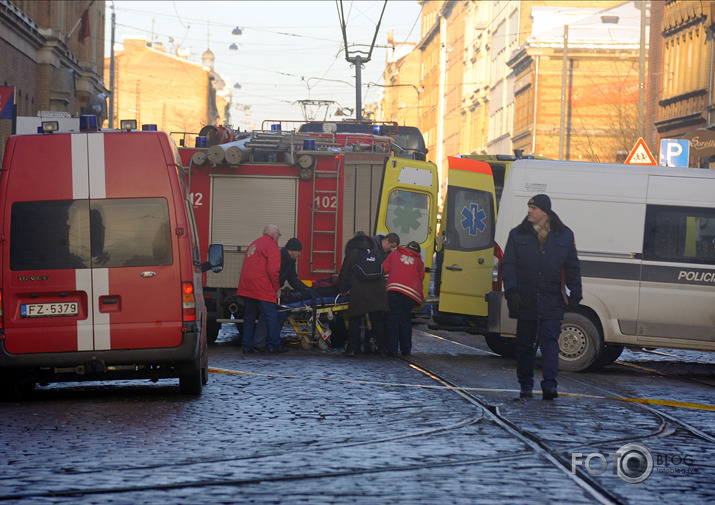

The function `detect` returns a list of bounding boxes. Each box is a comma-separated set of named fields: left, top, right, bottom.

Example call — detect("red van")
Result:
left=0, top=118, right=223, bottom=398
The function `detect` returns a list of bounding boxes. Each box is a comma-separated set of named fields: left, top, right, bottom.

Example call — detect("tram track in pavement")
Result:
left=2, top=332, right=711, bottom=504
left=0, top=359, right=628, bottom=503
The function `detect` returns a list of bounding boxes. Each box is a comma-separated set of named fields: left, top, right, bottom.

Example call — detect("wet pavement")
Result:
left=0, top=323, right=713, bottom=504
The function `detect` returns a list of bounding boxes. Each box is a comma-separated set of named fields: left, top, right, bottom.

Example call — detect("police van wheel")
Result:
left=558, top=313, right=602, bottom=372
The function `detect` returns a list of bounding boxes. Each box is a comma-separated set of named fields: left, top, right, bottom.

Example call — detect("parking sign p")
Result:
left=659, top=139, right=690, bottom=167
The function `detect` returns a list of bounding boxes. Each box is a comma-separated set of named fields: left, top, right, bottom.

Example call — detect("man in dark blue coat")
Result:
left=502, top=194, right=582, bottom=400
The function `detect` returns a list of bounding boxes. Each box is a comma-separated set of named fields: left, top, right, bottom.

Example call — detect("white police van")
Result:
left=487, top=159, right=715, bottom=371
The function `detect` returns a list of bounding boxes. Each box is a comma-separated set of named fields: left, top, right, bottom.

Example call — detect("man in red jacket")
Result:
left=236, top=224, right=287, bottom=353
left=383, top=241, right=425, bottom=356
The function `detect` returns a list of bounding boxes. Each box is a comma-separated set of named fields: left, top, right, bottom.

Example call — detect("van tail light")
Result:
left=492, top=242, right=504, bottom=292
left=0, top=289, right=4, bottom=330
left=182, top=282, right=196, bottom=322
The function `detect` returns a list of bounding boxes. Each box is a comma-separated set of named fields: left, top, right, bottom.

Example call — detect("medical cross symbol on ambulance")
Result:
left=461, top=203, right=487, bottom=236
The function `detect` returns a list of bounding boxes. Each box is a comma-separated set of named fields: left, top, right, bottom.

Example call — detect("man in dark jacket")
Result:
left=253, top=238, right=308, bottom=351
left=279, top=238, right=310, bottom=293
left=370, top=233, right=400, bottom=263
left=501, top=194, right=582, bottom=400
left=338, top=232, right=389, bottom=356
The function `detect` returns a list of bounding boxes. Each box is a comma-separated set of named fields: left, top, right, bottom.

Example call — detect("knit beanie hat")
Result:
left=528, top=194, right=551, bottom=214
left=285, top=238, right=302, bottom=251
left=406, top=241, right=421, bottom=253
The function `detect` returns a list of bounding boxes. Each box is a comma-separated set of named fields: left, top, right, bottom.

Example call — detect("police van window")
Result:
left=10, top=200, right=91, bottom=270
left=91, top=198, right=172, bottom=268
left=444, top=186, right=494, bottom=252
left=644, top=205, right=715, bottom=265
left=385, top=190, right=430, bottom=245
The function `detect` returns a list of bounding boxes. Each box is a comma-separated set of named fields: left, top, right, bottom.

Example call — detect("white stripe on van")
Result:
left=87, top=134, right=106, bottom=199
left=76, top=269, right=93, bottom=351
left=71, top=135, right=89, bottom=199
left=92, top=268, right=111, bottom=350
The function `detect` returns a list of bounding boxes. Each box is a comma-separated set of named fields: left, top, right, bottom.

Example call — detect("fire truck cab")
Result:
left=175, top=121, right=440, bottom=343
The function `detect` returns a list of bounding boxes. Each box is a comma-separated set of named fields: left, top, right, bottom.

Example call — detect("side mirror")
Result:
left=202, top=243, right=224, bottom=273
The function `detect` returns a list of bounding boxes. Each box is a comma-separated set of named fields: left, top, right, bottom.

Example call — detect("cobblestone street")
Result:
left=0, top=325, right=713, bottom=504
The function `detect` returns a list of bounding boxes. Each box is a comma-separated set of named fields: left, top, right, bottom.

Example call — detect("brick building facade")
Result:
left=105, top=38, right=231, bottom=143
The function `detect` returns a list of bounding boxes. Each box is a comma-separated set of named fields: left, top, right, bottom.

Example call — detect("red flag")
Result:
left=78, top=7, right=91, bottom=45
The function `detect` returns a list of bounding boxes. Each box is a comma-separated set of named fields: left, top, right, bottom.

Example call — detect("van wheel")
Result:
left=484, top=333, right=516, bottom=358
left=179, top=356, right=203, bottom=395
left=558, top=313, right=602, bottom=372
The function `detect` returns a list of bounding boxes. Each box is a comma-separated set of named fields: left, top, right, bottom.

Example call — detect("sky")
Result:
left=105, top=0, right=423, bottom=131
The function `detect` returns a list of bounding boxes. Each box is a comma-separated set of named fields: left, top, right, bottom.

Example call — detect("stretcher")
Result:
left=279, top=294, right=350, bottom=350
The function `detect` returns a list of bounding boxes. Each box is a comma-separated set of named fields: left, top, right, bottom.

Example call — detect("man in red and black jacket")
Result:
left=383, top=241, right=425, bottom=356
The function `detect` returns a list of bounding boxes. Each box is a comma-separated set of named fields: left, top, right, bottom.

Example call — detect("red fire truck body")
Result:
left=175, top=123, right=439, bottom=342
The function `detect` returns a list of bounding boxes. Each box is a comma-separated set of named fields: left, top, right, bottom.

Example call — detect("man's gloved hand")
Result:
left=567, top=296, right=582, bottom=311
left=505, top=290, right=522, bottom=313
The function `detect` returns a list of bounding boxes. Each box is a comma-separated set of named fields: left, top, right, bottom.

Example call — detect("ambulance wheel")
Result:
left=484, top=333, right=516, bottom=358
left=595, top=344, right=624, bottom=367
left=317, top=336, right=330, bottom=351
left=300, top=334, right=313, bottom=350
left=558, top=313, right=602, bottom=372
left=179, top=356, right=203, bottom=395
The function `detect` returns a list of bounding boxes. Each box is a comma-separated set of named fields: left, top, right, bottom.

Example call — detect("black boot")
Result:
left=542, top=388, right=558, bottom=400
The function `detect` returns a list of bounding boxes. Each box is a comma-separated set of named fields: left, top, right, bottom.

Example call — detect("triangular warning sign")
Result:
left=625, top=137, right=657, bottom=165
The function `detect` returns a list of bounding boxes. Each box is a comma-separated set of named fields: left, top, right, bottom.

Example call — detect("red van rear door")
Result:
left=92, top=132, right=183, bottom=350
left=3, top=133, right=183, bottom=353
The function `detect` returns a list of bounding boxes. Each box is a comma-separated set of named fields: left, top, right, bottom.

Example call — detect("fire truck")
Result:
left=173, top=121, right=441, bottom=343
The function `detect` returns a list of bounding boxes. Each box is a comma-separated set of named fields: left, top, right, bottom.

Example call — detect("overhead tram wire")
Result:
left=336, top=0, right=387, bottom=119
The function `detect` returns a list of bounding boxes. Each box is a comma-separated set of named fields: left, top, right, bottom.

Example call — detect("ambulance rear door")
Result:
left=375, top=157, right=439, bottom=295
left=437, top=157, right=496, bottom=317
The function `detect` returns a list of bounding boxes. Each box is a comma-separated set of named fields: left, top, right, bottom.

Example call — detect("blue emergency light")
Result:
left=80, top=115, right=98, bottom=132
left=142, top=124, right=158, bottom=131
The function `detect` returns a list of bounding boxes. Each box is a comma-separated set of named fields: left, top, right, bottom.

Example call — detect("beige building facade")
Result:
left=382, top=1, right=630, bottom=193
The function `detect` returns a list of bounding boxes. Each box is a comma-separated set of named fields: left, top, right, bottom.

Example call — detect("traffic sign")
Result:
left=659, top=139, right=690, bottom=167
left=625, top=137, right=657, bottom=165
